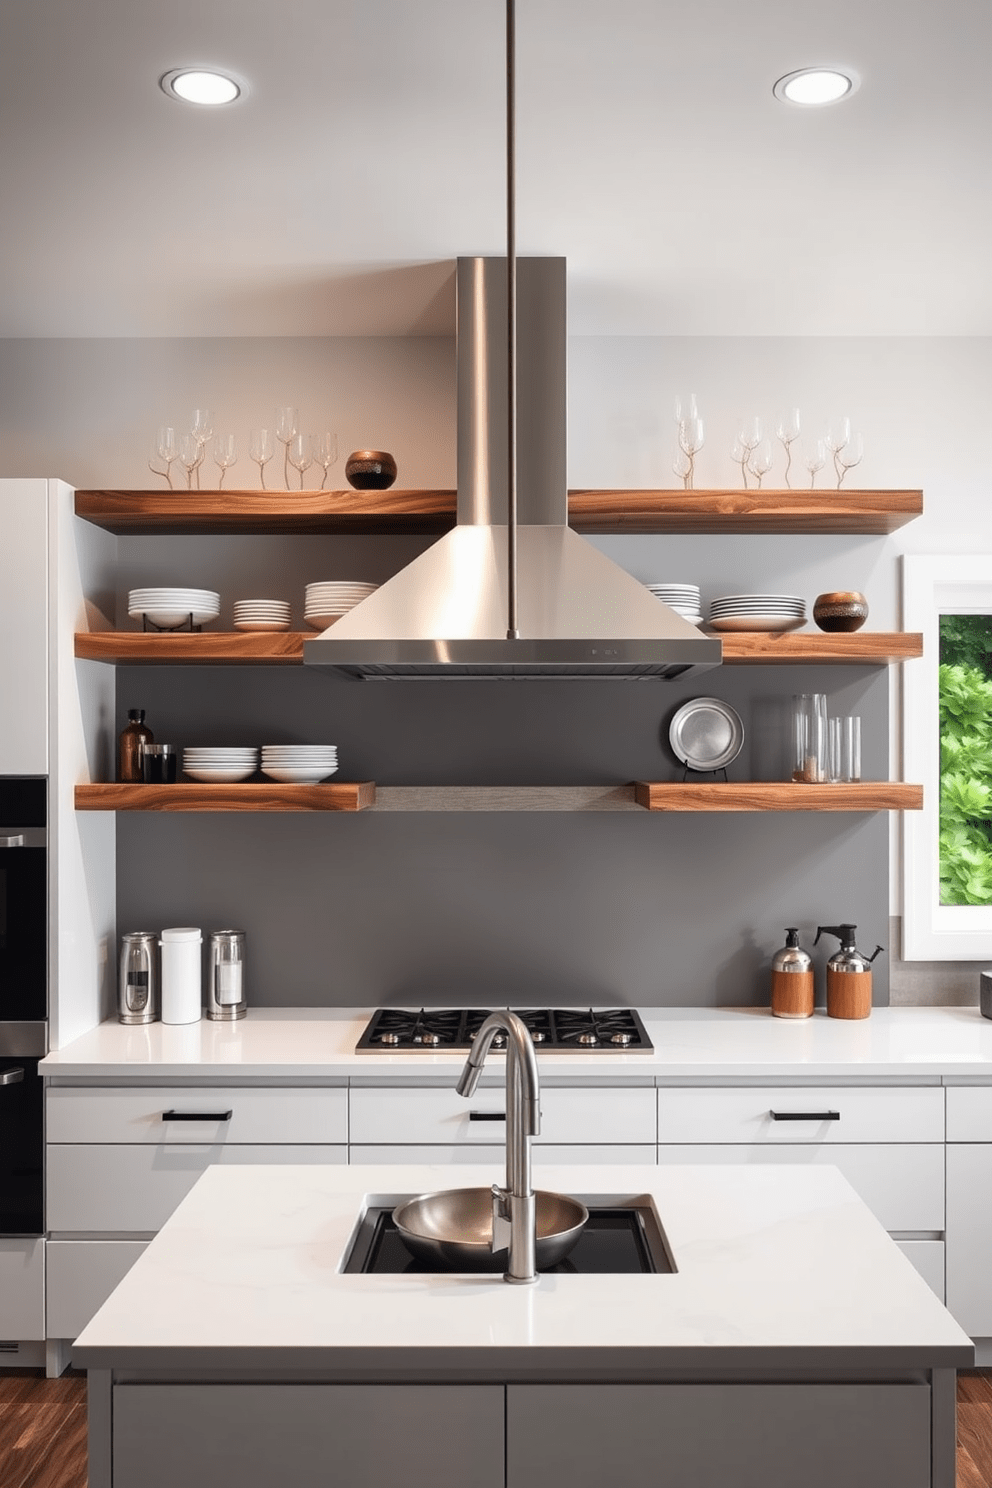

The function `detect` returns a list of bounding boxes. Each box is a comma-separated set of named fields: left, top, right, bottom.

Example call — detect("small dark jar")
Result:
left=344, top=450, right=398, bottom=491
left=813, top=591, right=870, bottom=633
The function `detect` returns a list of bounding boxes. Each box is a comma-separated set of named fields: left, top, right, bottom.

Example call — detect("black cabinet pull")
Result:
left=161, top=1109, right=233, bottom=1122
left=468, top=1111, right=506, bottom=1122
left=769, top=1110, right=840, bottom=1122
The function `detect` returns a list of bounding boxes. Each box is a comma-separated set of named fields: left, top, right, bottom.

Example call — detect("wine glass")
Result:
left=805, top=440, right=827, bottom=489
left=190, top=409, right=213, bottom=489
left=249, top=429, right=274, bottom=489
left=288, top=432, right=314, bottom=489
left=836, top=430, right=864, bottom=488
left=674, top=393, right=699, bottom=426
left=824, top=416, right=851, bottom=484
left=178, top=433, right=203, bottom=491
left=733, top=418, right=762, bottom=489
left=776, top=408, right=801, bottom=489
left=148, top=425, right=177, bottom=488
left=677, top=416, right=704, bottom=490
left=748, top=440, right=774, bottom=489
left=275, top=406, right=298, bottom=490
left=314, top=432, right=338, bottom=490
left=673, top=448, right=692, bottom=489
left=212, top=434, right=238, bottom=489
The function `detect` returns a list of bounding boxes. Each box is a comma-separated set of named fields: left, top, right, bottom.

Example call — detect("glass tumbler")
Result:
left=792, top=694, right=827, bottom=783
left=828, top=715, right=862, bottom=783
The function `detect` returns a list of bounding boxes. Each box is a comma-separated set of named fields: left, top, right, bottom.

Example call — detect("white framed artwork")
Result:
left=903, top=554, right=992, bottom=959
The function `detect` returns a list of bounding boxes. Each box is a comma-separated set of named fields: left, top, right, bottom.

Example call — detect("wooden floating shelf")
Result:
left=74, top=629, right=922, bottom=667
left=74, top=782, right=376, bottom=813
left=633, top=782, right=924, bottom=812
left=74, top=488, right=922, bottom=537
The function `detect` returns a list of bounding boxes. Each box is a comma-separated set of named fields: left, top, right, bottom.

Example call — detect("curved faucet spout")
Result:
left=457, top=1011, right=541, bottom=1285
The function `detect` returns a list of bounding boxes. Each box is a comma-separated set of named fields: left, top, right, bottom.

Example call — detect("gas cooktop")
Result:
left=355, top=1007, right=653, bottom=1053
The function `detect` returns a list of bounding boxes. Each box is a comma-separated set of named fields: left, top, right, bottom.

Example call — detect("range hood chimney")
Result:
left=303, top=254, right=721, bottom=681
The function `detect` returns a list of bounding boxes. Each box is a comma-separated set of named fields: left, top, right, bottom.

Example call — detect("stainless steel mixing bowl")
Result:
left=392, top=1187, right=589, bottom=1271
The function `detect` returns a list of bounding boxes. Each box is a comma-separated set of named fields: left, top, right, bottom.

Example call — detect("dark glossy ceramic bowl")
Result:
left=813, top=591, right=869, bottom=633
left=344, top=450, right=398, bottom=491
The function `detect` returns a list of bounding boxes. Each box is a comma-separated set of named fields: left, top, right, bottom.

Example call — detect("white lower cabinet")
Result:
left=946, top=1125, right=992, bottom=1335
left=47, top=1240, right=148, bottom=1340
left=896, top=1240, right=945, bottom=1300
left=350, top=1144, right=657, bottom=1166
left=0, top=1239, right=45, bottom=1342
left=350, top=1085, right=656, bottom=1147
left=112, top=1384, right=505, bottom=1488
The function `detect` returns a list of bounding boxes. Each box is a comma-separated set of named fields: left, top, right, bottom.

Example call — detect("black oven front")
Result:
left=0, top=1040, right=43, bottom=1235
left=0, top=778, right=47, bottom=1025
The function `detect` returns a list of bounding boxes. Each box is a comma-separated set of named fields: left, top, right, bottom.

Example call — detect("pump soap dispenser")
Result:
left=770, top=928, right=814, bottom=1019
left=814, top=924, right=884, bottom=1020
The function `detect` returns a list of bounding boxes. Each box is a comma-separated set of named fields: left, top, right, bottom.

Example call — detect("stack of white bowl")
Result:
left=260, top=745, right=338, bottom=784
left=182, top=747, right=259, bottom=783
left=128, top=588, right=220, bottom=628
left=645, top=582, right=703, bottom=626
left=233, top=599, right=291, bottom=632
left=708, top=593, right=807, bottom=633
left=305, top=581, right=378, bottom=630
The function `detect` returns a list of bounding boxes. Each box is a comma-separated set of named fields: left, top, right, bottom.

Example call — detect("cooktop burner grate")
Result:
left=355, top=1007, right=652, bottom=1053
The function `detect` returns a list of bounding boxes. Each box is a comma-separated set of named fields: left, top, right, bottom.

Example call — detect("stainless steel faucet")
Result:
left=456, top=1010, right=541, bottom=1285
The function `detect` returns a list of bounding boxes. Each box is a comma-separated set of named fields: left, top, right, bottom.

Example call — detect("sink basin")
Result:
left=392, top=1187, right=588, bottom=1271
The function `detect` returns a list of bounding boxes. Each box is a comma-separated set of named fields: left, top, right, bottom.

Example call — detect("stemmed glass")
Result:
left=249, top=429, right=274, bottom=489
left=776, top=409, right=801, bottom=489
left=732, top=417, right=762, bottom=489
left=836, top=430, right=864, bottom=487
left=190, top=410, right=213, bottom=489
left=314, top=432, right=338, bottom=490
left=148, top=425, right=178, bottom=488
left=212, top=434, right=238, bottom=489
left=673, top=448, right=692, bottom=489
left=804, top=440, right=827, bottom=489
left=288, top=433, right=314, bottom=489
left=748, top=440, right=774, bottom=489
left=677, top=416, right=704, bottom=490
left=178, top=433, right=204, bottom=491
left=824, top=417, right=852, bottom=485
left=275, top=407, right=298, bottom=490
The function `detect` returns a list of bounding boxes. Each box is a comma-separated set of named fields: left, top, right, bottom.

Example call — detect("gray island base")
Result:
left=72, top=1163, right=974, bottom=1488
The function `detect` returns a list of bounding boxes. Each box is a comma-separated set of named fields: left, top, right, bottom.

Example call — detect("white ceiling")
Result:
left=2, top=0, right=990, bottom=338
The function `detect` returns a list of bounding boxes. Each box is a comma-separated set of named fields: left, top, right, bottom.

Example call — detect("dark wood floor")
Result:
left=3, top=1368, right=992, bottom=1486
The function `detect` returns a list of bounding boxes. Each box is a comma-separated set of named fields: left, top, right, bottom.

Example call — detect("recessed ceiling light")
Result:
left=773, top=68, right=860, bottom=106
left=161, top=69, right=243, bottom=106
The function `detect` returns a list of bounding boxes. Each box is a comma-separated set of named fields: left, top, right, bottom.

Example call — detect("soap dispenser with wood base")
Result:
left=814, top=924, right=884, bottom=1020
left=770, top=928, right=814, bottom=1018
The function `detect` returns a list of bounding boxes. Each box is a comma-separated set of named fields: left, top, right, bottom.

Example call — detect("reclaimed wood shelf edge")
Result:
left=633, top=782, right=924, bottom=812
left=74, top=782, right=376, bottom=812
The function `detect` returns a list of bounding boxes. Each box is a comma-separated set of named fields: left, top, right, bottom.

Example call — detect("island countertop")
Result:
left=40, top=1005, right=992, bottom=1081
left=71, top=1161, right=974, bottom=1376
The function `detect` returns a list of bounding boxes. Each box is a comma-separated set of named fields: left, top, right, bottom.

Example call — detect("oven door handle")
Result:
left=0, top=1068, right=25, bottom=1085
left=0, top=835, right=25, bottom=848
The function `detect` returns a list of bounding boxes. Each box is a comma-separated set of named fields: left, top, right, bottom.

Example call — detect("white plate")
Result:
left=183, top=767, right=257, bottom=783
left=305, top=614, right=348, bottom=629
left=184, top=750, right=259, bottom=758
left=233, top=620, right=292, bottom=632
left=669, top=696, right=745, bottom=772
left=129, top=608, right=219, bottom=627
left=711, top=593, right=804, bottom=603
left=260, top=766, right=339, bottom=784
left=707, top=616, right=807, bottom=632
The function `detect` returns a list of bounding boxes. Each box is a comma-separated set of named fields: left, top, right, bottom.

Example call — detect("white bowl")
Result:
left=183, top=767, right=257, bottom=783
left=129, top=608, right=220, bottom=628
left=233, top=620, right=292, bottom=632
left=260, top=766, right=339, bottom=784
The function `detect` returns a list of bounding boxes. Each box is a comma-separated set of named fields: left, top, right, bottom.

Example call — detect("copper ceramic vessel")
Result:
left=344, top=450, right=398, bottom=491
left=813, top=591, right=869, bottom=633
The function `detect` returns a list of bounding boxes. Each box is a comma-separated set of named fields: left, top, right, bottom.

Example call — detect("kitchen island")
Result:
left=72, top=1160, right=973, bottom=1488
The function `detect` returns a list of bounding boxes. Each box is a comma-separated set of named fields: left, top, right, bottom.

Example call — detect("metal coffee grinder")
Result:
left=206, top=930, right=247, bottom=1021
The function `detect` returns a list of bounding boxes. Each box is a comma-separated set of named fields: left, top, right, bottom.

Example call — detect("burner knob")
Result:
left=530, top=1031, right=546, bottom=1043
left=492, top=1034, right=506, bottom=1047
left=610, top=1032, right=632, bottom=1046
left=578, top=1032, right=599, bottom=1046
left=414, top=1032, right=440, bottom=1046
left=379, top=1032, right=401, bottom=1046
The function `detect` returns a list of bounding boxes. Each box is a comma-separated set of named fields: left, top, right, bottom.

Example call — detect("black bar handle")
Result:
left=468, top=1111, right=507, bottom=1122
left=770, top=1110, right=840, bottom=1122
left=162, top=1109, right=233, bottom=1122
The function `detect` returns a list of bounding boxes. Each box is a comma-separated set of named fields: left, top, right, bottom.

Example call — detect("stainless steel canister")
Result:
left=118, top=932, right=159, bottom=1024
left=206, top=930, right=247, bottom=1021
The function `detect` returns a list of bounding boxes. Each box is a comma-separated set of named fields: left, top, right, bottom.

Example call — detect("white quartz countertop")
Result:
left=71, top=1161, right=974, bottom=1375
left=40, top=1005, right=992, bottom=1081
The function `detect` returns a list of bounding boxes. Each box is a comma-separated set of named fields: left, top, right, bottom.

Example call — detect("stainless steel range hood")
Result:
left=304, top=256, right=721, bottom=680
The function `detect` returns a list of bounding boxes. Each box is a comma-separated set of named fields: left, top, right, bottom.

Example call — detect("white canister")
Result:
left=159, top=927, right=203, bottom=1025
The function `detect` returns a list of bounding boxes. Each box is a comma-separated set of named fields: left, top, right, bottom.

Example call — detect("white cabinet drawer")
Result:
left=47, top=1144, right=347, bottom=1232
left=895, top=1240, right=944, bottom=1302
left=657, top=1145, right=945, bottom=1232
left=47, top=1239, right=149, bottom=1339
left=349, top=1144, right=658, bottom=1167
left=946, top=1143, right=992, bottom=1335
left=0, top=1239, right=45, bottom=1341
left=659, top=1087, right=944, bottom=1145
left=47, top=1086, right=347, bottom=1145
left=350, top=1086, right=656, bottom=1146
left=946, top=1086, right=992, bottom=1140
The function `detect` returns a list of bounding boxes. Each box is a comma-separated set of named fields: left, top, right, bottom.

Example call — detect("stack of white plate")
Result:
left=260, top=745, right=339, bottom=784
left=182, top=747, right=259, bottom=783
left=646, top=583, right=703, bottom=626
left=305, top=581, right=378, bottom=630
left=128, top=588, right=220, bottom=629
left=233, top=599, right=292, bottom=632
left=708, top=594, right=807, bottom=633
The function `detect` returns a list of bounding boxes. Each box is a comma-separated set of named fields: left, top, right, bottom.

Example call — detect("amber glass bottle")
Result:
left=119, top=709, right=154, bottom=782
